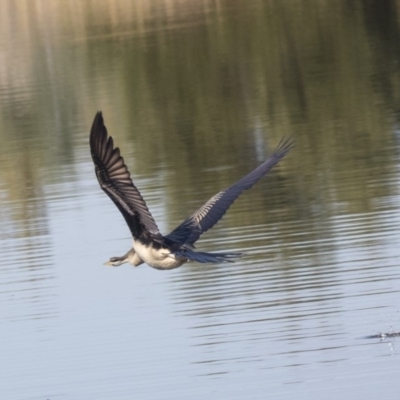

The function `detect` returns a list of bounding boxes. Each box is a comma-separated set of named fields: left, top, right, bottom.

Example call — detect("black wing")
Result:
left=165, top=137, right=294, bottom=245
left=90, top=112, right=162, bottom=242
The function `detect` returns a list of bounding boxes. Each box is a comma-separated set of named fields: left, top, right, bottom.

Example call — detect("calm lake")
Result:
left=1, top=1, right=400, bottom=399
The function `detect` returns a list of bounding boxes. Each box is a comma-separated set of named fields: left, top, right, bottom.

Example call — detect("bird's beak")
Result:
left=103, top=260, right=113, bottom=266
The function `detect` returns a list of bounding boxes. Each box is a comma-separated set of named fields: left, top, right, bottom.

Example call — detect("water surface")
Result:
left=1, top=1, right=400, bottom=399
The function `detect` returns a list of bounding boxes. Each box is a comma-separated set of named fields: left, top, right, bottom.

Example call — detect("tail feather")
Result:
left=176, top=249, right=242, bottom=264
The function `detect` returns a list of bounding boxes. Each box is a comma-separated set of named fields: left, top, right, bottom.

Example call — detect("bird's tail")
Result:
left=175, top=249, right=242, bottom=263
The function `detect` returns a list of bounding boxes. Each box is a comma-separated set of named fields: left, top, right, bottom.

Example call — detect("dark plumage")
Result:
left=90, top=112, right=293, bottom=269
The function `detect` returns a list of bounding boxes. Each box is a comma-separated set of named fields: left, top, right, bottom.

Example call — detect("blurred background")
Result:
left=1, top=0, right=400, bottom=399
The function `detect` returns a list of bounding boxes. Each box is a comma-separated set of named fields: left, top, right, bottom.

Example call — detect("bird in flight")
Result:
left=90, top=112, right=293, bottom=270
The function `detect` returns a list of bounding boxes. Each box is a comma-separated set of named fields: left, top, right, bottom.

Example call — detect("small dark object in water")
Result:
left=364, top=332, right=400, bottom=340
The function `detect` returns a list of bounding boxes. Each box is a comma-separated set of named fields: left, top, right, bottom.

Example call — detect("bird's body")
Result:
left=133, top=240, right=186, bottom=270
left=90, top=112, right=293, bottom=270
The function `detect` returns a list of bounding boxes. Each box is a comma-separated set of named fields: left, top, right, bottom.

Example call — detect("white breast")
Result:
left=133, top=240, right=187, bottom=270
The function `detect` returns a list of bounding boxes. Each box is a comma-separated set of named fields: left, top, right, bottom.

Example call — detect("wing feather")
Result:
left=90, top=112, right=161, bottom=241
left=166, top=137, right=294, bottom=245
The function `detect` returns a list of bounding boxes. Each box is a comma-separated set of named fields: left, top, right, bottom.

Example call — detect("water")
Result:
left=1, top=1, right=400, bottom=399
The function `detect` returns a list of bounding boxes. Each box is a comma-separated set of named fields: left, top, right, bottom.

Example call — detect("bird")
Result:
left=90, top=112, right=293, bottom=270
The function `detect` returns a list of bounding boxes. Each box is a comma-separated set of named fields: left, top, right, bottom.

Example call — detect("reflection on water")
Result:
left=1, top=0, right=400, bottom=399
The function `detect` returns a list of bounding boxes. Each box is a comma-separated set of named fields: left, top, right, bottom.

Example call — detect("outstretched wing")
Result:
left=165, top=137, right=294, bottom=245
left=90, top=112, right=161, bottom=242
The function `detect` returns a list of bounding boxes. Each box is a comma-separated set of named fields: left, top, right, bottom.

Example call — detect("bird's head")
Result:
left=103, top=257, right=126, bottom=267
